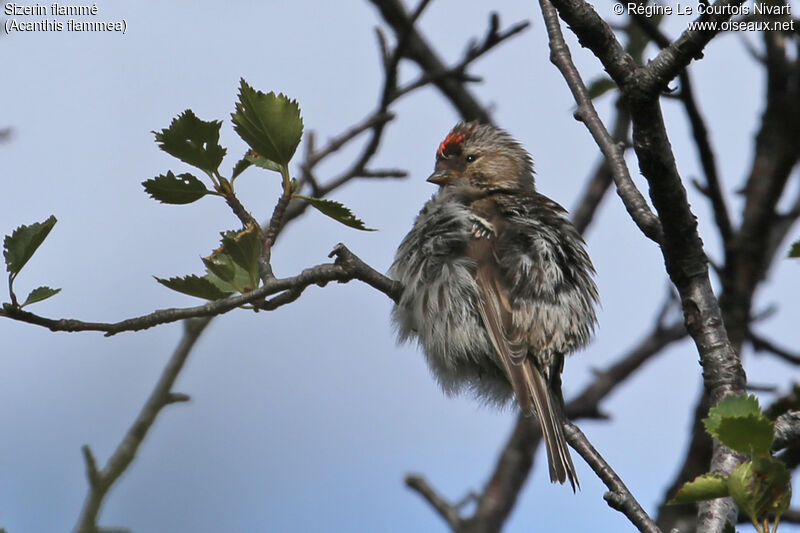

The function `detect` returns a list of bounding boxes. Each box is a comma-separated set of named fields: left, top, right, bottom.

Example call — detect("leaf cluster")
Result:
left=670, top=394, right=791, bottom=533
left=156, top=224, right=262, bottom=300
left=143, top=79, right=374, bottom=301
left=2, top=79, right=377, bottom=312
left=2, top=216, right=61, bottom=308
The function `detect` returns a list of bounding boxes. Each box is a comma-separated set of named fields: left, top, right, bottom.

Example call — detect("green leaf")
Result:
left=219, top=224, right=262, bottom=289
left=155, top=274, right=232, bottom=300
left=202, top=253, right=236, bottom=284
left=669, top=473, right=730, bottom=505
left=21, top=285, right=61, bottom=307
left=203, top=246, right=257, bottom=294
left=231, top=79, right=303, bottom=166
left=294, top=195, right=376, bottom=231
left=715, top=414, right=775, bottom=456
left=704, top=394, right=774, bottom=456
left=4, top=215, right=57, bottom=275
left=789, top=240, right=800, bottom=258
left=142, top=171, right=211, bottom=204
left=231, top=154, right=252, bottom=180
left=704, top=394, right=762, bottom=436
left=245, top=150, right=282, bottom=174
left=204, top=260, right=254, bottom=294
left=586, top=76, right=617, bottom=100
left=153, top=110, right=226, bottom=173
left=728, top=458, right=792, bottom=522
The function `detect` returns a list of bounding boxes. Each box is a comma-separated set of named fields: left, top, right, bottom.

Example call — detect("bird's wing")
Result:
left=466, top=218, right=577, bottom=487
left=468, top=237, right=534, bottom=416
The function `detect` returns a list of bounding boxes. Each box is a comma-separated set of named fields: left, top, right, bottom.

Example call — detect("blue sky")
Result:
left=1, top=1, right=798, bottom=532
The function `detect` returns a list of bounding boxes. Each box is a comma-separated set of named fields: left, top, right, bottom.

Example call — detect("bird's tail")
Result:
left=523, top=361, right=579, bottom=491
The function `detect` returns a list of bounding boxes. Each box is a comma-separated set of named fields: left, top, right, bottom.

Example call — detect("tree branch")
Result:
left=287, top=4, right=528, bottom=227
left=570, top=99, right=630, bottom=236
left=640, top=0, right=748, bottom=94
left=540, top=0, right=662, bottom=244
left=405, top=474, right=462, bottom=530
left=1, top=245, right=400, bottom=336
left=369, top=0, right=527, bottom=122
left=409, top=293, right=686, bottom=532
left=543, top=0, right=637, bottom=88
left=656, top=23, right=800, bottom=533
left=631, top=14, right=733, bottom=246
left=750, top=332, right=800, bottom=365
left=544, top=0, right=750, bottom=530
left=74, top=316, right=211, bottom=532
left=565, top=422, right=661, bottom=533
left=773, top=411, right=800, bottom=451
left=566, top=314, right=687, bottom=420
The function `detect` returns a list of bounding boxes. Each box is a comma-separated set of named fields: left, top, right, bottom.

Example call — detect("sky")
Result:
left=1, top=1, right=798, bottom=532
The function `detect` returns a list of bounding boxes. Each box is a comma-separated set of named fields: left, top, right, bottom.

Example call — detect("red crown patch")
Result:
left=437, top=131, right=465, bottom=157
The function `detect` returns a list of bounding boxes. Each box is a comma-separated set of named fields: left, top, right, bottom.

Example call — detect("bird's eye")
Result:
left=465, top=154, right=477, bottom=163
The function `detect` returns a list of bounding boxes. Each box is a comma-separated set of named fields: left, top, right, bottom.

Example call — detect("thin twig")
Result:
left=565, top=423, right=662, bottom=533
left=287, top=6, right=526, bottom=226
left=566, top=317, right=686, bottom=420
left=370, top=0, right=527, bottom=122
left=356, top=169, right=407, bottom=178
left=223, top=190, right=260, bottom=231
left=405, top=475, right=462, bottom=529
left=393, top=15, right=529, bottom=101
left=303, top=112, right=395, bottom=169
left=749, top=332, right=800, bottom=365
left=570, top=100, right=631, bottom=235
left=409, top=295, right=686, bottom=531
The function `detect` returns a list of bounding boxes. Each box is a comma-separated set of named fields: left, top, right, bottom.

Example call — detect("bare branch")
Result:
left=658, top=25, right=800, bottom=533
left=165, top=392, right=191, bottom=405
left=750, top=331, right=800, bottom=365
left=678, top=71, right=731, bottom=242
left=390, top=14, right=530, bottom=102
left=223, top=191, right=260, bottom=231
left=457, top=414, right=539, bottom=533
left=641, top=0, right=748, bottom=94
left=412, top=292, right=686, bottom=531
left=356, top=168, right=407, bottom=178
left=540, top=0, right=663, bottom=243
left=547, top=2, right=748, bottom=530
left=370, top=0, right=527, bottom=121
left=631, top=15, right=732, bottom=244
left=405, top=474, right=462, bottom=529
left=303, top=112, right=396, bottom=170
left=74, top=316, right=212, bottom=532
left=565, top=423, right=661, bottom=533
left=773, top=411, right=800, bottom=451
left=545, top=0, right=636, bottom=88
left=566, top=316, right=686, bottom=420
left=570, top=100, right=630, bottom=236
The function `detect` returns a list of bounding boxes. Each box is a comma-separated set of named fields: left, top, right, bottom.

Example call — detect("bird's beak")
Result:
left=427, top=170, right=455, bottom=186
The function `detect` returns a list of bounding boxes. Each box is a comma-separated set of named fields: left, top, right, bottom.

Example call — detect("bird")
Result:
left=390, top=121, right=598, bottom=490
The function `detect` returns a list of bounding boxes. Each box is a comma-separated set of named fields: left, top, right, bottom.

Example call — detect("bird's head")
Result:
left=427, top=122, right=534, bottom=192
